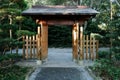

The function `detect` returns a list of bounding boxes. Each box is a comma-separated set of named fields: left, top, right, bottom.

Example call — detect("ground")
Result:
left=12, top=48, right=109, bottom=80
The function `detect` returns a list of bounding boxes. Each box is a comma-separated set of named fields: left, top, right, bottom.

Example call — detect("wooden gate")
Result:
left=72, top=23, right=99, bottom=61
left=23, top=23, right=98, bottom=62
left=23, top=27, right=42, bottom=59
left=78, top=35, right=99, bottom=60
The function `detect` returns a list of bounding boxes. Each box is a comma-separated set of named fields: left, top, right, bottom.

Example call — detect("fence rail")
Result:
left=79, top=35, right=99, bottom=60
left=23, top=35, right=41, bottom=59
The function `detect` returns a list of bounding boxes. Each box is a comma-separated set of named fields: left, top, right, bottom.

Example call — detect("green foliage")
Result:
left=92, top=59, right=120, bottom=80
left=0, top=0, right=36, bottom=54
left=0, top=54, right=22, bottom=62
left=85, top=1, right=120, bottom=47
left=48, top=26, right=72, bottom=47
left=16, top=30, right=36, bottom=37
left=50, top=0, right=65, bottom=5
left=0, top=65, right=29, bottom=80
left=0, top=38, right=23, bottom=54
left=21, top=17, right=37, bottom=31
left=92, top=47, right=120, bottom=80
left=112, top=47, right=120, bottom=60
left=98, top=51, right=110, bottom=59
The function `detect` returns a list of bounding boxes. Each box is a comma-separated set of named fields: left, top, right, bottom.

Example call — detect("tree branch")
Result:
left=115, top=0, right=120, bottom=7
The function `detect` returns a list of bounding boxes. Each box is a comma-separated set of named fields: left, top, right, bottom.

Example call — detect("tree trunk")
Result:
left=9, top=15, right=13, bottom=54
left=110, top=0, right=113, bottom=59
left=9, top=29, right=12, bottom=54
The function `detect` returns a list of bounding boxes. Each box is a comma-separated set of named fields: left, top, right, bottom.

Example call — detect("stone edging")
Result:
left=86, top=67, right=102, bottom=80
left=25, top=67, right=36, bottom=80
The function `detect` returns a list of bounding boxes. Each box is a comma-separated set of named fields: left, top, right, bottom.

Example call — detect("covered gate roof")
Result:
left=22, top=6, right=99, bottom=25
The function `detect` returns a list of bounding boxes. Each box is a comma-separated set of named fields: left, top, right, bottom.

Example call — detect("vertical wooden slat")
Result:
left=30, top=36, right=32, bottom=58
left=37, top=27, right=41, bottom=59
left=86, top=35, right=88, bottom=60
left=36, top=34, right=39, bottom=58
left=90, top=36, right=92, bottom=59
left=26, top=35, right=29, bottom=59
left=93, top=38, right=95, bottom=60
left=76, top=23, right=79, bottom=60
left=82, top=28, right=84, bottom=60
left=23, top=36, right=25, bottom=59
left=33, top=35, right=35, bottom=58
left=91, top=37, right=94, bottom=60
left=96, top=40, right=99, bottom=59
left=80, top=26, right=83, bottom=60
left=83, top=35, right=85, bottom=59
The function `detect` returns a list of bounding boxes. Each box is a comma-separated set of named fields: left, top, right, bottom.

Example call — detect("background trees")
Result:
left=0, top=0, right=36, bottom=54
left=0, top=0, right=120, bottom=54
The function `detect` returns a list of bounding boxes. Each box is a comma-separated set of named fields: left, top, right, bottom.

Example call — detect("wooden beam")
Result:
left=39, top=21, right=48, bottom=60
left=72, top=23, right=79, bottom=61
left=47, top=20, right=84, bottom=25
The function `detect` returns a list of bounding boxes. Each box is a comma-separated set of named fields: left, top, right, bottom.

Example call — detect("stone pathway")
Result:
left=9, top=48, right=109, bottom=80
left=29, top=67, right=94, bottom=80
left=27, top=48, right=94, bottom=80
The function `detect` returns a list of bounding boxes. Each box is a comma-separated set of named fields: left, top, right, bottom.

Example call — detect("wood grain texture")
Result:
left=40, top=21, right=48, bottom=60
left=72, top=23, right=79, bottom=60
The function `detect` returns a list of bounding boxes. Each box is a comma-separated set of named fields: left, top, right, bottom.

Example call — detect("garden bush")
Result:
left=92, top=59, right=120, bottom=80
left=0, top=65, right=29, bottom=80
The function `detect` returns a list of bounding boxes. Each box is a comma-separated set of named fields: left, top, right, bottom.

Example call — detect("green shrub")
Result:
left=0, top=54, right=22, bottom=62
left=112, top=47, right=120, bottom=60
left=48, top=26, right=72, bottom=47
left=98, top=51, right=110, bottom=59
left=16, top=30, right=36, bottom=37
left=0, top=65, right=29, bottom=80
left=92, top=59, right=120, bottom=80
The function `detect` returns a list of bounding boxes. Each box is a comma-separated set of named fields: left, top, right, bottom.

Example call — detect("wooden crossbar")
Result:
left=79, top=35, right=99, bottom=60
left=23, top=35, right=38, bottom=59
left=23, top=27, right=42, bottom=59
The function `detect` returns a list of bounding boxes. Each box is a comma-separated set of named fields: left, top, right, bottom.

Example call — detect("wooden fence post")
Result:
left=40, top=21, right=48, bottom=60
left=36, top=34, right=39, bottom=58
left=86, top=35, right=89, bottom=60
left=80, top=26, right=83, bottom=60
left=26, top=35, right=29, bottom=59
left=96, top=40, right=99, bottom=59
left=33, top=35, right=35, bottom=58
left=23, top=36, right=25, bottom=59
left=37, top=26, right=41, bottom=60
left=30, top=36, right=32, bottom=58
left=72, top=23, right=79, bottom=61
left=93, top=38, right=95, bottom=60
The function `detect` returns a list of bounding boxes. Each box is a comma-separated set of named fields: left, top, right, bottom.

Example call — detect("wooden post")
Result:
left=36, top=34, right=39, bottom=58
left=72, top=23, right=79, bottom=61
left=91, top=37, right=94, bottom=60
left=80, top=26, right=83, bottom=60
left=26, top=35, right=29, bottom=59
left=93, top=38, right=95, bottom=60
left=96, top=40, right=99, bottom=59
left=30, top=36, right=32, bottom=58
left=83, top=35, right=85, bottom=59
left=40, top=21, right=48, bottom=60
left=90, top=36, right=92, bottom=59
left=86, top=35, right=88, bottom=60
left=33, top=35, right=35, bottom=58
left=37, top=27, right=41, bottom=59
left=23, top=36, right=25, bottom=59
